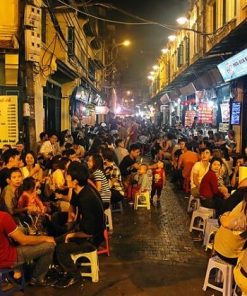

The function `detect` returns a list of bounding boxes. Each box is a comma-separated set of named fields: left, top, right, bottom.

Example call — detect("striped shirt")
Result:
left=92, top=169, right=111, bottom=204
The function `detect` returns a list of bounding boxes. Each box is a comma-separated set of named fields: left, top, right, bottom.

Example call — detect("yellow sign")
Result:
left=0, top=96, right=18, bottom=148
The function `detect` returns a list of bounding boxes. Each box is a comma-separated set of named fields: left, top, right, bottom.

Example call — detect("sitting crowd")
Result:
left=1, top=119, right=247, bottom=294
left=0, top=119, right=165, bottom=290
left=152, top=128, right=247, bottom=294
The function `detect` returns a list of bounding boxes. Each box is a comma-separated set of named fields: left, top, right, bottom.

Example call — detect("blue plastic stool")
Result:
left=0, top=268, right=25, bottom=296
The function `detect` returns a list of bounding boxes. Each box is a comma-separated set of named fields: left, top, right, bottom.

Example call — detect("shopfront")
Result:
left=217, top=48, right=247, bottom=151
left=70, top=86, right=96, bottom=130
left=43, top=80, right=61, bottom=134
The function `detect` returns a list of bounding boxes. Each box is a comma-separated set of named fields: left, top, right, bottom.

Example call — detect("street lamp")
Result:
left=176, top=17, right=188, bottom=25
left=161, top=48, right=168, bottom=54
left=122, top=40, right=131, bottom=47
left=168, top=35, right=176, bottom=42
left=152, top=65, right=159, bottom=70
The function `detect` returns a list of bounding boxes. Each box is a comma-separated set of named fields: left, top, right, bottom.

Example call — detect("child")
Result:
left=18, top=177, right=45, bottom=214
left=129, top=164, right=150, bottom=204
left=151, top=160, right=166, bottom=204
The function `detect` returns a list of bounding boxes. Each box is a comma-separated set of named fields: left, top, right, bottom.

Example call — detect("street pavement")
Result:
left=22, top=182, right=220, bottom=296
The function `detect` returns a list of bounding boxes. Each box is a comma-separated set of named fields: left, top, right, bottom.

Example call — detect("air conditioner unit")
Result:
left=25, top=29, right=41, bottom=62
left=24, top=5, right=41, bottom=28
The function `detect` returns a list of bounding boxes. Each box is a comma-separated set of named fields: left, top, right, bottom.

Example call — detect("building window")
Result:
left=222, top=0, right=227, bottom=24
left=41, top=8, right=46, bottom=43
left=67, top=27, right=75, bottom=56
left=185, top=37, right=190, bottom=64
left=233, top=0, right=236, bottom=17
left=177, top=43, right=184, bottom=68
left=212, top=1, right=217, bottom=31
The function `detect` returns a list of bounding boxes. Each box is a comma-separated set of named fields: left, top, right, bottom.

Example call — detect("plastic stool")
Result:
left=203, top=256, right=233, bottom=296
left=110, top=201, right=123, bottom=214
left=233, top=284, right=243, bottom=296
left=0, top=268, right=25, bottom=295
left=205, top=226, right=219, bottom=251
left=71, top=250, right=99, bottom=283
left=97, top=229, right=110, bottom=256
left=104, top=208, right=113, bottom=232
left=134, top=192, right=151, bottom=210
left=187, top=195, right=200, bottom=213
left=189, top=207, right=214, bottom=233
left=203, top=219, right=219, bottom=248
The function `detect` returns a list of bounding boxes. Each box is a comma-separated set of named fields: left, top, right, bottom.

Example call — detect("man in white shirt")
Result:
left=190, top=148, right=212, bottom=197
left=114, top=139, right=129, bottom=165
left=39, top=133, right=59, bottom=159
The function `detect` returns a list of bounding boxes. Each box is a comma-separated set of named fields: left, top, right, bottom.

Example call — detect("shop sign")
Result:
left=0, top=96, right=18, bottom=148
left=185, top=110, right=196, bottom=127
left=220, top=103, right=230, bottom=122
left=95, top=106, right=109, bottom=115
left=230, top=101, right=241, bottom=125
left=75, top=86, right=89, bottom=103
left=218, top=48, right=247, bottom=81
left=218, top=123, right=229, bottom=133
left=198, top=103, right=213, bottom=124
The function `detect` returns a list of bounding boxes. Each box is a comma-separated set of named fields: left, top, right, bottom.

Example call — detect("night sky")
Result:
left=103, top=0, right=189, bottom=97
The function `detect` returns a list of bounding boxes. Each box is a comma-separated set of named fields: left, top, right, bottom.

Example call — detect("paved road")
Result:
left=23, top=182, right=219, bottom=296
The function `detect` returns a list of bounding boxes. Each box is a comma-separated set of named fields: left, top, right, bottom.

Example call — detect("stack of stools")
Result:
left=189, top=207, right=215, bottom=234
left=71, top=249, right=99, bottom=283
left=187, top=195, right=200, bottom=213
left=203, top=219, right=219, bottom=251
left=203, top=256, right=234, bottom=296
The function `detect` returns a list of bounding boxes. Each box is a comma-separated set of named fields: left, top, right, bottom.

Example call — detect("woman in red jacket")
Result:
left=200, top=157, right=229, bottom=216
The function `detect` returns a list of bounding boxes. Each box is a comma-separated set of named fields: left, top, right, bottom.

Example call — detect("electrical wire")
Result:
left=56, top=0, right=160, bottom=26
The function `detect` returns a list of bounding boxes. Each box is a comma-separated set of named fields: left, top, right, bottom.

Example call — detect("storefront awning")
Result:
left=162, top=20, right=247, bottom=93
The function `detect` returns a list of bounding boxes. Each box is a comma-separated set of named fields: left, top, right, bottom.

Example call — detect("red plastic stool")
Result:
left=97, top=229, right=110, bottom=256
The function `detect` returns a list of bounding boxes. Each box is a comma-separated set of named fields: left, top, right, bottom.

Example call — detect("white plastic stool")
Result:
left=203, top=256, right=233, bottom=296
left=134, top=192, right=151, bottom=210
left=187, top=195, right=200, bottom=213
left=104, top=208, right=113, bottom=232
left=203, top=219, right=219, bottom=248
left=71, top=250, right=99, bottom=282
left=205, top=226, right=219, bottom=251
left=233, top=284, right=242, bottom=296
left=189, top=207, right=214, bottom=233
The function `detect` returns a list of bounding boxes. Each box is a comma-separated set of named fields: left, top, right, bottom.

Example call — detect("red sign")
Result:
left=198, top=103, right=213, bottom=124
left=185, top=110, right=196, bottom=127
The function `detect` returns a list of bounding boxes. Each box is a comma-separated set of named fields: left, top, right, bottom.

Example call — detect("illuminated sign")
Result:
left=230, top=101, right=241, bottom=125
left=0, top=96, right=18, bottom=148
left=217, top=48, right=247, bottom=81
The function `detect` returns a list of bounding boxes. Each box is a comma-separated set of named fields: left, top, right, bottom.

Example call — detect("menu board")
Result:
left=231, top=102, right=241, bottom=125
left=220, top=103, right=230, bottom=123
left=0, top=96, right=18, bottom=148
left=198, top=103, right=213, bottom=124
left=185, top=110, right=196, bottom=127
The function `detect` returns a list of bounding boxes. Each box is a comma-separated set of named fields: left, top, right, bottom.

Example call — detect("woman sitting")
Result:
left=87, top=153, right=111, bottom=209
left=199, top=157, right=229, bottom=217
left=102, top=148, right=124, bottom=205
left=21, top=151, right=43, bottom=182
